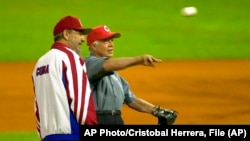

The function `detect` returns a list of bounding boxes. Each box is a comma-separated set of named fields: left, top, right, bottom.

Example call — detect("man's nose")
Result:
left=81, top=35, right=86, bottom=42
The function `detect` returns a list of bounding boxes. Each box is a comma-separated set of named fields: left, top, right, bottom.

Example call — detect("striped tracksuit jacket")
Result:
left=32, top=42, right=97, bottom=141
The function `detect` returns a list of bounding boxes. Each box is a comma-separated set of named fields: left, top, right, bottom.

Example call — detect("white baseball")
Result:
left=181, top=6, right=197, bottom=16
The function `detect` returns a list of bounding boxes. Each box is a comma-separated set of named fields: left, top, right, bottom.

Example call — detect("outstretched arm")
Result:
left=103, top=55, right=162, bottom=72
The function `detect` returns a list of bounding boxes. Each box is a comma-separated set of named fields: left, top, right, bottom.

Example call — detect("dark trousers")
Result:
left=97, top=115, right=124, bottom=125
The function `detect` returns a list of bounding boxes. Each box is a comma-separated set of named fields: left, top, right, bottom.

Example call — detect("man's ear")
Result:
left=90, top=42, right=95, bottom=48
left=92, top=43, right=98, bottom=51
left=62, top=30, right=69, bottom=40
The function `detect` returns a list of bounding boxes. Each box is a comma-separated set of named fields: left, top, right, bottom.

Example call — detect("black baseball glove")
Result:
left=152, top=106, right=178, bottom=125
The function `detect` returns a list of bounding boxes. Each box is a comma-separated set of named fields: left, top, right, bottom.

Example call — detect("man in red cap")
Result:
left=85, top=25, right=177, bottom=125
left=32, top=16, right=98, bottom=141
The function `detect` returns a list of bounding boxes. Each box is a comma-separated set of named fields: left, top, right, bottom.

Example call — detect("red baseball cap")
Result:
left=87, top=25, right=121, bottom=45
left=53, top=16, right=92, bottom=36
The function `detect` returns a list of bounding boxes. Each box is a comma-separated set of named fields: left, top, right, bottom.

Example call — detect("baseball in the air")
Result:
left=181, top=6, right=197, bottom=16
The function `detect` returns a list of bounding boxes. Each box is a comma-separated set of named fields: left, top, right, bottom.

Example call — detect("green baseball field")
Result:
left=0, top=0, right=249, bottom=140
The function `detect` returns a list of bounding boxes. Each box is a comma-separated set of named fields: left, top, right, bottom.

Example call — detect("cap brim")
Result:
left=82, top=28, right=92, bottom=35
left=102, top=32, right=121, bottom=40
left=112, top=32, right=121, bottom=38
left=75, top=28, right=92, bottom=35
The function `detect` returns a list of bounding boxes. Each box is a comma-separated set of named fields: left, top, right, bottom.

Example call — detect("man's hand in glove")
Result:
left=152, top=106, right=178, bottom=125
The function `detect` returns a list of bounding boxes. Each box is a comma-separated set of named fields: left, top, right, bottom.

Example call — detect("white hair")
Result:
left=92, top=40, right=99, bottom=46
left=88, top=40, right=99, bottom=52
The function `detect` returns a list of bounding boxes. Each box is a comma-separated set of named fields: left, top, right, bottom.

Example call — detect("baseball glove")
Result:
left=152, top=106, right=178, bottom=125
